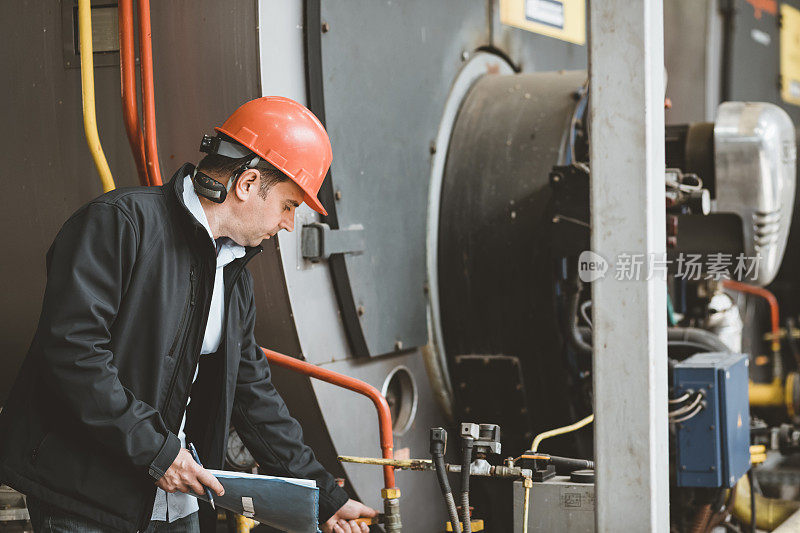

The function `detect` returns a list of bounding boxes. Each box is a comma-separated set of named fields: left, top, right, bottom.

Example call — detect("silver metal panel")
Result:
left=279, top=208, right=352, bottom=364
left=317, top=0, right=491, bottom=357
left=589, top=0, right=670, bottom=531
left=310, top=351, right=448, bottom=530
left=257, top=9, right=451, bottom=527
left=714, top=101, right=796, bottom=286
left=256, top=0, right=355, bottom=365
left=513, top=477, right=596, bottom=533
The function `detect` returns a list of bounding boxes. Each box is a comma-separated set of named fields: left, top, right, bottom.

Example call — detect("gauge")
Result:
left=225, top=428, right=256, bottom=471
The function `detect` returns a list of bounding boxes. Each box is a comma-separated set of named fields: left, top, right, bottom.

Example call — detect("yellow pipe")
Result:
left=749, top=374, right=799, bottom=419
left=732, top=473, right=800, bottom=530
left=531, top=414, right=594, bottom=452
left=750, top=378, right=785, bottom=407
left=787, top=373, right=797, bottom=419
left=522, top=478, right=532, bottom=533
left=78, top=0, right=115, bottom=192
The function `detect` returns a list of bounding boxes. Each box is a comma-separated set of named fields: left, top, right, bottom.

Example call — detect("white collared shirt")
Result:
left=151, top=174, right=245, bottom=522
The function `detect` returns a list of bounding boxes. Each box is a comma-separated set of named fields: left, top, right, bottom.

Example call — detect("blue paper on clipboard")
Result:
left=191, top=470, right=320, bottom=533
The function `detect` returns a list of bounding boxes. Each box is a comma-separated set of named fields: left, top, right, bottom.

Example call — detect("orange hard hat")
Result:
left=215, top=96, right=331, bottom=216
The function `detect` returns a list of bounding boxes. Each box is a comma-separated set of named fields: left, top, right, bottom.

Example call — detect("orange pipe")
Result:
left=137, top=0, right=162, bottom=186
left=260, top=347, right=397, bottom=489
left=723, top=280, right=780, bottom=352
left=118, top=0, right=149, bottom=186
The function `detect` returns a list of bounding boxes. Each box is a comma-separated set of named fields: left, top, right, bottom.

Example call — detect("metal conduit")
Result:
left=259, top=347, right=396, bottom=489
left=137, top=0, right=163, bottom=185
left=118, top=0, right=149, bottom=186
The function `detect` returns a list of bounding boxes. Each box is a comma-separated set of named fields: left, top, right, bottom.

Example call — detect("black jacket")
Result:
left=0, top=165, right=348, bottom=531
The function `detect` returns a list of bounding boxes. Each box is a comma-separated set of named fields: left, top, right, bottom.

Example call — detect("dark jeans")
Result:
left=26, top=496, right=200, bottom=533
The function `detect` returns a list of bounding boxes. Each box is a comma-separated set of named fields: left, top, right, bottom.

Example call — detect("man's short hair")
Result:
left=197, top=153, right=289, bottom=200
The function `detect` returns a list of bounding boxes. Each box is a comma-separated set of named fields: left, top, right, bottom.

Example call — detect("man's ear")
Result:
left=232, top=169, right=260, bottom=200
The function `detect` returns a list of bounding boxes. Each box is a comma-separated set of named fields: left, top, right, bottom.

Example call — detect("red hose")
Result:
left=137, top=0, right=163, bottom=186
left=259, top=347, right=396, bottom=489
left=722, top=280, right=780, bottom=352
left=118, top=0, right=149, bottom=186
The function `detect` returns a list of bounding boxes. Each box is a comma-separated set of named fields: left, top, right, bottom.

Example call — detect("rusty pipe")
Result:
left=118, top=0, right=149, bottom=186
left=259, top=347, right=396, bottom=489
left=136, top=0, right=162, bottom=186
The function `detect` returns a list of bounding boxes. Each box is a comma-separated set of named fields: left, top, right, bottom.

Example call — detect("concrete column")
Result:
left=589, top=0, right=669, bottom=531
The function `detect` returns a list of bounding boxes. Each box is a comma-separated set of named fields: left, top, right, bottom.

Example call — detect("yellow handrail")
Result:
left=78, top=0, right=115, bottom=192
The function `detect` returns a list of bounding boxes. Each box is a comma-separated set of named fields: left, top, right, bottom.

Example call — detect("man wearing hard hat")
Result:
left=0, top=97, right=376, bottom=533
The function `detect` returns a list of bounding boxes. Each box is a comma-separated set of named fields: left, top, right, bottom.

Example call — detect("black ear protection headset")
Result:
left=193, top=134, right=261, bottom=204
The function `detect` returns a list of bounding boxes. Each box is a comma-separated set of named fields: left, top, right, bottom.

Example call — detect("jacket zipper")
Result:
left=162, top=266, right=199, bottom=421
left=167, top=267, right=196, bottom=357
left=138, top=248, right=261, bottom=530
left=135, top=174, right=214, bottom=532
left=30, top=431, right=51, bottom=464
left=137, top=266, right=200, bottom=531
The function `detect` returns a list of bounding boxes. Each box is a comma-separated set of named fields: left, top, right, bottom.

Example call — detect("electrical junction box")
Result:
left=672, top=352, right=751, bottom=487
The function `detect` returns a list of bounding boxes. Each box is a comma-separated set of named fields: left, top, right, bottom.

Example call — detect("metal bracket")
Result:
left=301, top=222, right=365, bottom=262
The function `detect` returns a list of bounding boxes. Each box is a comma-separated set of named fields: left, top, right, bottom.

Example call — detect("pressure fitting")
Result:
left=431, top=427, right=448, bottom=456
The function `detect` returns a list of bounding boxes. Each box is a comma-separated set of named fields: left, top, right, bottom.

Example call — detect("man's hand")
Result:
left=322, top=499, right=378, bottom=533
left=155, top=448, right=225, bottom=497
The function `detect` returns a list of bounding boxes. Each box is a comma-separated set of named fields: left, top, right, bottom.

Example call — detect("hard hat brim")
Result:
left=303, top=192, right=328, bottom=217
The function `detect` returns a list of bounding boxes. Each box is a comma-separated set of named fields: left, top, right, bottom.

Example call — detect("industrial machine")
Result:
left=6, top=0, right=800, bottom=531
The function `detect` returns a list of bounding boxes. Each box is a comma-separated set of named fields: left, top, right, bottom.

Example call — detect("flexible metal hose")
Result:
left=460, top=439, right=472, bottom=533
left=689, top=503, right=712, bottom=533
left=459, top=493, right=470, bottom=533
left=433, top=453, right=462, bottom=533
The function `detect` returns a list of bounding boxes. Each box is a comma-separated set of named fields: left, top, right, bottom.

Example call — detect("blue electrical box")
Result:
left=672, top=352, right=750, bottom=488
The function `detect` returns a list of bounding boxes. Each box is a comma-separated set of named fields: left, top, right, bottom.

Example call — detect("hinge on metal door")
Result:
left=301, top=222, right=365, bottom=262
